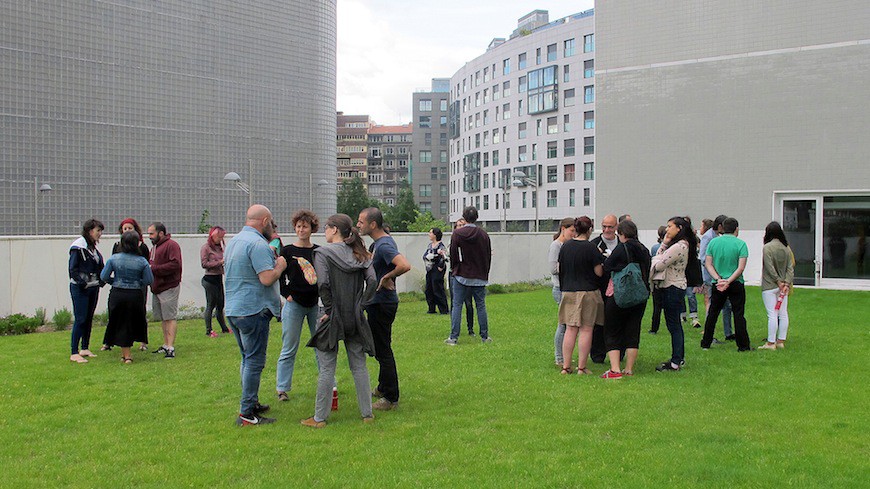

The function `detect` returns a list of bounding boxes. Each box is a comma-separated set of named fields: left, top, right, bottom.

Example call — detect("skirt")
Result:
left=558, top=290, right=604, bottom=327
left=105, top=287, right=148, bottom=347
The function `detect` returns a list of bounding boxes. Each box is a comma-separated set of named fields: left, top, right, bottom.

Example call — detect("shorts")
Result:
left=152, top=286, right=180, bottom=321
left=558, top=290, right=604, bottom=327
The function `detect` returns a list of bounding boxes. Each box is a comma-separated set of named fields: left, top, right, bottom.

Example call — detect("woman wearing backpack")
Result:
left=602, top=220, right=651, bottom=378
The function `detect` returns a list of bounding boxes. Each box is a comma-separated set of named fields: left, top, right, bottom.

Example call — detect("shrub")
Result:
left=52, top=308, right=73, bottom=330
left=0, top=314, right=42, bottom=335
left=398, top=291, right=425, bottom=303
left=34, top=307, right=47, bottom=326
left=486, top=284, right=506, bottom=294
left=92, top=311, right=110, bottom=327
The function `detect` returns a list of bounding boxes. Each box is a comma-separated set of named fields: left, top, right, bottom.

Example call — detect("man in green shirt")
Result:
left=701, top=217, right=750, bottom=351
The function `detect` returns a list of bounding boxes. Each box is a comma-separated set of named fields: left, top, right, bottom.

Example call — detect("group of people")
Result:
left=68, top=218, right=182, bottom=364
left=222, top=205, right=410, bottom=427
left=549, top=212, right=795, bottom=379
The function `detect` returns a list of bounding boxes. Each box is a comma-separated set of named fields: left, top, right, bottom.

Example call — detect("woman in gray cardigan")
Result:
left=759, top=221, right=794, bottom=350
left=302, top=214, right=377, bottom=427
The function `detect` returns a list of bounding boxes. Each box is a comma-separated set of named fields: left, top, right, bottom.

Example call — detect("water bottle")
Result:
left=774, top=290, right=786, bottom=311
left=331, top=387, right=339, bottom=411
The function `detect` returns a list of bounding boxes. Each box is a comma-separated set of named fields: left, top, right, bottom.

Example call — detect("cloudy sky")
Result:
left=336, top=0, right=595, bottom=125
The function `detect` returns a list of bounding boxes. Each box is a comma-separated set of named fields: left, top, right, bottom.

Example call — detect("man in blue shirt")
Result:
left=225, top=205, right=287, bottom=426
left=357, top=208, right=411, bottom=411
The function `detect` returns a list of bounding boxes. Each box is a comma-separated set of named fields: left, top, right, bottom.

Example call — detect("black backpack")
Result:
left=685, top=252, right=703, bottom=287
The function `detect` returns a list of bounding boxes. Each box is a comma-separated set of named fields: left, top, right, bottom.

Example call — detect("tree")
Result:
left=406, top=210, right=448, bottom=233
left=384, top=181, right=418, bottom=232
left=197, top=209, right=211, bottom=233
left=337, top=176, right=379, bottom=218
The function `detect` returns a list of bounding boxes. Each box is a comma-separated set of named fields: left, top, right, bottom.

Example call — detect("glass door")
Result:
left=821, top=196, right=870, bottom=282
left=782, top=199, right=819, bottom=286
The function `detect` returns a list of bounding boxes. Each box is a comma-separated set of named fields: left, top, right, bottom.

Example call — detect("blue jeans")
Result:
left=662, top=286, right=686, bottom=365
left=229, top=309, right=272, bottom=415
left=70, top=284, right=99, bottom=354
left=450, top=280, right=488, bottom=340
left=680, top=288, right=698, bottom=318
left=553, top=286, right=565, bottom=363
left=276, top=300, right=320, bottom=393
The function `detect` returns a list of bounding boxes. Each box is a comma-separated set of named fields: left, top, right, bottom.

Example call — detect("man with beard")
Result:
left=147, top=222, right=182, bottom=359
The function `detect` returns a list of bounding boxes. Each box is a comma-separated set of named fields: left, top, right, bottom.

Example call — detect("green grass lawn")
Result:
left=1, top=287, right=867, bottom=487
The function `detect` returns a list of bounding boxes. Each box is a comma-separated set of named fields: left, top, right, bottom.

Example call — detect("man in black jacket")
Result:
left=589, top=214, right=618, bottom=363
left=445, top=207, right=492, bottom=345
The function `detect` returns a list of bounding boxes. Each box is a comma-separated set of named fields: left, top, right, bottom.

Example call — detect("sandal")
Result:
left=138, top=344, right=148, bottom=351
left=121, top=357, right=133, bottom=364
left=560, top=366, right=573, bottom=375
left=100, top=345, right=112, bottom=351
left=577, top=367, right=593, bottom=375
left=70, top=354, right=88, bottom=364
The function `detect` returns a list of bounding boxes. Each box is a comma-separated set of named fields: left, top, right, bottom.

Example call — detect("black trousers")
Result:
left=366, top=302, right=400, bottom=403
left=202, top=275, right=228, bottom=333
left=649, top=287, right=664, bottom=332
left=702, top=281, right=749, bottom=350
left=425, top=268, right=449, bottom=313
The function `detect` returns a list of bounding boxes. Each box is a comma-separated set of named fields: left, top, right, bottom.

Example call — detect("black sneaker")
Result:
left=656, top=361, right=681, bottom=372
left=725, top=335, right=736, bottom=341
left=153, top=346, right=168, bottom=354
left=468, top=331, right=476, bottom=337
left=164, top=349, right=175, bottom=359
left=236, top=413, right=276, bottom=426
left=253, top=402, right=270, bottom=414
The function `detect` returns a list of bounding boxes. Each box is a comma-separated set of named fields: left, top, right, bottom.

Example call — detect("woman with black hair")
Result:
left=68, top=219, right=105, bottom=363
left=602, top=220, right=651, bottom=378
left=759, top=221, right=794, bottom=350
left=102, top=217, right=150, bottom=352
left=302, top=214, right=377, bottom=427
left=101, top=231, right=154, bottom=363
left=650, top=216, right=697, bottom=372
left=423, top=227, right=449, bottom=314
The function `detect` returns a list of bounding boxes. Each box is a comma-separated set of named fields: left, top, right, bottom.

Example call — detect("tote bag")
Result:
left=612, top=244, right=650, bottom=308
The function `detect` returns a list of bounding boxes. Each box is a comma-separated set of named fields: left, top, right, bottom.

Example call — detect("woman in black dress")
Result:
left=101, top=218, right=150, bottom=352
left=100, top=231, right=153, bottom=363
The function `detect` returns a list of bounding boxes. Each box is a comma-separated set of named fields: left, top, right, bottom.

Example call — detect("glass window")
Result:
left=584, top=85, right=594, bottom=104
left=419, top=184, right=432, bottom=197
left=584, top=137, right=594, bottom=155
left=518, top=145, right=527, bottom=162
left=547, top=116, right=558, bottom=134
left=440, top=150, right=447, bottom=163
left=440, top=184, right=448, bottom=197
left=547, top=141, right=557, bottom=159
left=564, top=114, right=571, bottom=132
left=536, top=48, right=541, bottom=65
left=564, top=138, right=575, bottom=157
left=419, top=116, right=431, bottom=128
left=564, top=38, right=575, bottom=57
left=483, top=194, right=489, bottom=210
left=503, top=80, right=511, bottom=97
left=531, top=143, right=537, bottom=160
left=518, top=99, right=524, bottom=117
left=583, top=188, right=591, bottom=206
left=420, top=150, right=432, bottom=163
left=536, top=119, right=543, bottom=136
left=563, top=64, right=570, bottom=83
left=564, top=164, right=575, bottom=182
left=503, top=58, right=510, bottom=75
left=547, top=165, right=557, bottom=183
left=483, top=152, right=489, bottom=166
left=518, top=122, right=527, bottom=139
left=584, top=111, right=594, bottom=129
left=569, top=188, right=576, bottom=206
left=493, top=128, right=500, bottom=144
left=440, top=99, right=448, bottom=111
left=564, top=89, right=575, bottom=107
left=492, top=149, right=499, bottom=166
left=547, top=189, right=557, bottom=207
left=518, top=53, right=527, bottom=70
left=425, top=133, right=432, bottom=145
left=584, top=59, right=594, bottom=78
left=419, top=99, right=432, bottom=111
left=584, top=162, right=594, bottom=180
left=584, top=33, right=594, bottom=52
left=547, top=43, right=557, bottom=62
left=503, top=103, right=511, bottom=119
left=519, top=76, right=527, bottom=93
left=493, top=84, right=500, bottom=101
left=822, top=196, right=870, bottom=279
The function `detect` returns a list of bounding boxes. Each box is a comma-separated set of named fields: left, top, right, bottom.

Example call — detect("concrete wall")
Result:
left=0, top=230, right=786, bottom=318
left=594, top=0, right=870, bottom=230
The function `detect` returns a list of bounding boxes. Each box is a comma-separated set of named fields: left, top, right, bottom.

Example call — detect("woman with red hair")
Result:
left=101, top=218, right=150, bottom=352
left=201, top=226, right=230, bottom=337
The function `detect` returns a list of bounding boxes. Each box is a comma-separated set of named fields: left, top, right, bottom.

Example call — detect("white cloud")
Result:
left=336, top=0, right=594, bottom=124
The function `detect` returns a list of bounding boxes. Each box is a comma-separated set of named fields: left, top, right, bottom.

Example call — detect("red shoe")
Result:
left=600, top=370, right=623, bottom=379
left=208, top=331, right=218, bottom=338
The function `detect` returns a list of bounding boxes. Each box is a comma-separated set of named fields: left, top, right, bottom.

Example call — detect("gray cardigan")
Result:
left=307, top=243, right=377, bottom=354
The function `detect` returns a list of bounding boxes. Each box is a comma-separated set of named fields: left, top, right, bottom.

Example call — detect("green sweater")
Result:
left=761, top=239, right=794, bottom=291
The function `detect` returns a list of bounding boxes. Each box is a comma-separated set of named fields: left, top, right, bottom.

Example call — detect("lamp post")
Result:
left=224, top=159, right=253, bottom=208
left=34, top=179, right=52, bottom=235
left=500, top=170, right=510, bottom=232
left=512, top=170, right=538, bottom=233
left=308, top=175, right=330, bottom=211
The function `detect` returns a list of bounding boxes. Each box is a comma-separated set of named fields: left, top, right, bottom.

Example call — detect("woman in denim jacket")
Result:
left=101, top=231, right=154, bottom=363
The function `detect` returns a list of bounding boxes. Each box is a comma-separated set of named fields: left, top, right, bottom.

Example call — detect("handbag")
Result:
left=612, top=243, right=650, bottom=308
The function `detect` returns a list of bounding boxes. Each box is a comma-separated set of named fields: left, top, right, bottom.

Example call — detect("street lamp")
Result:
left=224, top=158, right=253, bottom=208
left=34, top=179, right=53, bottom=235
left=512, top=170, right=538, bottom=232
